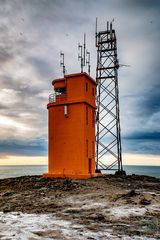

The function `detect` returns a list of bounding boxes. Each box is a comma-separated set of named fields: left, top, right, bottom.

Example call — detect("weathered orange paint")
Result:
left=43, top=72, right=97, bottom=179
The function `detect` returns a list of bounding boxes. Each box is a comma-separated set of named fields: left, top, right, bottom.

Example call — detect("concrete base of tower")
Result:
left=43, top=172, right=103, bottom=179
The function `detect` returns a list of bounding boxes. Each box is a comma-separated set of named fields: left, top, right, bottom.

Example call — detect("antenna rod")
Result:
left=78, top=43, right=83, bottom=72
left=110, top=22, right=112, bottom=39
left=83, top=33, right=86, bottom=67
left=78, top=34, right=90, bottom=74
left=86, top=50, right=91, bottom=75
left=107, top=21, right=109, bottom=31
left=60, top=51, right=66, bottom=76
left=95, top=17, right=98, bottom=47
left=107, top=21, right=109, bottom=41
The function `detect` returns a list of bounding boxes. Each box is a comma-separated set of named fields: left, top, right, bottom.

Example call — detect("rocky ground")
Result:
left=0, top=174, right=159, bottom=239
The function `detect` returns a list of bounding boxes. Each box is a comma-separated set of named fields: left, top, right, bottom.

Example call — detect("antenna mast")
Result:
left=95, top=20, right=125, bottom=174
left=60, top=51, right=66, bottom=76
left=78, top=43, right=83, bottom=72
left=78, top=33, right=91, bottom=75
left=83, top=33, right=86, bottom=67
left=86, top=50, right=91, bottom=75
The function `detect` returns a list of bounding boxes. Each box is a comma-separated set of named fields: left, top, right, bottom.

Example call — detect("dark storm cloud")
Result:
left=0, top=0, right=160, bottom=160
left=0, top=0, right=91, bottom=160
left=0, top=139, right=47, bottom=157
left=27, top=56, right=54, bottom=78
left=123, top=141, right=160, bottom=155
left=124, top=132, right=160, bottom=141
left=122, top=138, right=160, bottom=155
left=117, top=0, right=160, bottom=155
left=125, top=0, right=160, bottom=9
left=121, top=92, right=160, bottom=154
left=138, top=83, right=160, bottom=116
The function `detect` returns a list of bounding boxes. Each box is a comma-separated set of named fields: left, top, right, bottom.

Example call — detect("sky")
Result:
left=0, top=0, right=160, bottom=166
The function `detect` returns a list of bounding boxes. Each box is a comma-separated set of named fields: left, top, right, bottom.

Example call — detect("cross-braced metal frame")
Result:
left=95, top=22, right=123, bottom=173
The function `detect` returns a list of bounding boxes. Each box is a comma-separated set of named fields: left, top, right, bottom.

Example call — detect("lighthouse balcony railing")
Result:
left=49, top=93, right=67, bottom=103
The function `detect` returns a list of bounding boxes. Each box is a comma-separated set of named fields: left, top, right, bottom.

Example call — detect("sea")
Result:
left=0, top=165, right=159, bottom=179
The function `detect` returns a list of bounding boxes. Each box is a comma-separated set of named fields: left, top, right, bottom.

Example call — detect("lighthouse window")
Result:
left=86, top=82, right=88, bottom=92
left=55, top=88, right=66, bottom=95
left=86, top=139, right=88, bottom=157
left=92, top=87, right=94, bottom=96
left=86, top=107, right=88, bottom=125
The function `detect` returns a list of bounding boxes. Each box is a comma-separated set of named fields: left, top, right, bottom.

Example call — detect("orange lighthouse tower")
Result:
left=43, top=72, right=97, bottom=179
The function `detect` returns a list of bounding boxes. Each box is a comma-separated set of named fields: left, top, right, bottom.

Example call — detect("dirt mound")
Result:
left=0, top=174, right=159, bottom=238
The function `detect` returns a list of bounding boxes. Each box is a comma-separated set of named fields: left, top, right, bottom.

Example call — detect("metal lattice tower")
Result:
left=95, top=21, right=123, bottom=173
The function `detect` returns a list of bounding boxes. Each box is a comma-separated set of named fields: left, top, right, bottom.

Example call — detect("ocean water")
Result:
left=0, top=165, right=159, bottom=179
left=0, top=165, right=48, bottom=179
left=123, top=165, right=160, bottom=178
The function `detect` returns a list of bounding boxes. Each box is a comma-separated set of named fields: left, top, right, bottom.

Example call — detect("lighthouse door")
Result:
left=88, top=158, right=92, bottom=174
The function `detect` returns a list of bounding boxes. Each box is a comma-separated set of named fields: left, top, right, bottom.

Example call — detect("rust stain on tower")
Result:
left=43, top=72, right=97, bottom=179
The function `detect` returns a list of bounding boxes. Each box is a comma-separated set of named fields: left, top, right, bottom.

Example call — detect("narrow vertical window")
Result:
left=86, top=82, right=88, bottom=92
left=86, top=140, right=88, bottom=157
left=86, top=106, right=88, bottom=125
left=92, top=87, right=94, bottom=96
